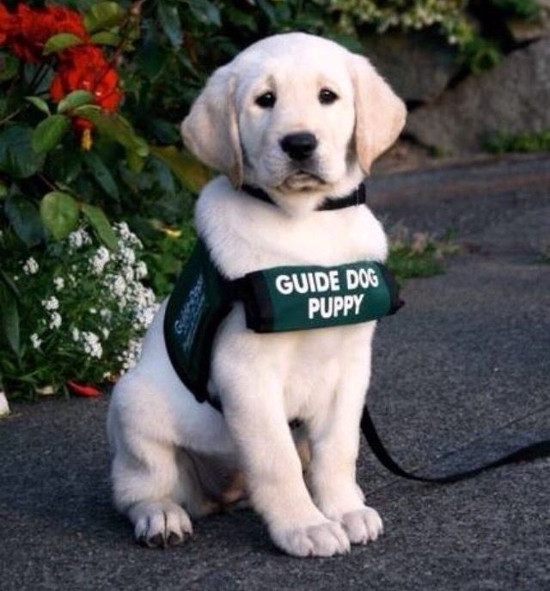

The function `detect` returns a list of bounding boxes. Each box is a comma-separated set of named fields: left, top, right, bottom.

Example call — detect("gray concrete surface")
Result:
left=1, top=154, right=549, bottom=590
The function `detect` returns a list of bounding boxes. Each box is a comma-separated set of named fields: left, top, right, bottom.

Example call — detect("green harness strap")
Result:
left=163, top=240, right=402, bottom=409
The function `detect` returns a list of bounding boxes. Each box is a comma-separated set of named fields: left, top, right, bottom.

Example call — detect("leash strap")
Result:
left=361, top=404, right=550, bottom=484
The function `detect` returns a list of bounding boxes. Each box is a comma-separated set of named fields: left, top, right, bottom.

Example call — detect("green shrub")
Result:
left=326, top=0, right=475, bottom=46
left=458, top=36, right=502, bottom=73
left=483, top=130, right=550, bottom=153
left=488, top=0, right=540, bottom=18
left=0, top=219, right=158, bottom=399
left=387, top=226, right=460, bottom=283
left=0, top=0, right=212, bottom=399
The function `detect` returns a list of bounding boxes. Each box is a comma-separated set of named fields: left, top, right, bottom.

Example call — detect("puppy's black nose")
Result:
left=280, top=132, right=318, bottom=161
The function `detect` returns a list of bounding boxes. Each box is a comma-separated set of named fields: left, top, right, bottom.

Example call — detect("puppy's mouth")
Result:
left=278, top=170, right=327, bottom=193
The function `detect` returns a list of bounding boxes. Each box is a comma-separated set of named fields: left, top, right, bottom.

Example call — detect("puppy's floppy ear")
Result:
left=181, top=66, right=243, bottom=187
left=348, top=54, right=407, bottom=174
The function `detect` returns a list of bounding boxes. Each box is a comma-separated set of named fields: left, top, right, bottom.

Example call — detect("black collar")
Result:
left=241, top=183, right=367, bottom=211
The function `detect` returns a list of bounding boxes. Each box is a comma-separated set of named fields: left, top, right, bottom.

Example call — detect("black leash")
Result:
left=201, top=180, right=550, bottom=483
left=361, top=404, right=550, bottom=484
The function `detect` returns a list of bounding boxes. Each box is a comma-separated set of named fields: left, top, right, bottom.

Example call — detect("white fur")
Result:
left=108, top=32, right=405, bottom=557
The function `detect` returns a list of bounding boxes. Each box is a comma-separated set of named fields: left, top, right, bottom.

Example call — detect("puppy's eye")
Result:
left=255, top=92, right=276, bottom=109
left=319, top=88, right=339, bottom=105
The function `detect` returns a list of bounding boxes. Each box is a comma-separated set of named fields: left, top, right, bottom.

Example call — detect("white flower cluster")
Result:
left=39, top=296, right=62, bottom=330
left=81, top=331, right=103, bottom=359
left=68, top=228, right=93, bottom=250
left=23, top=257, right=39, bottom=275
left=100, top=223, right=160, bottom=339
left=42, top=296, right=59, bottom=311
left=328, top=0, right=471, bottom=45
left=81, top=222, right=158, bottom=369
left=31, top=333, right=42, bottom=349
left=90, top=246, right=111, bottom=275
left=21, top=221, right=159, bottom=377
left=49, top=312, right=62, bottom=330
left=117, top=338, right=143, bottom=372
left=114, top=222, right=143, bottom=248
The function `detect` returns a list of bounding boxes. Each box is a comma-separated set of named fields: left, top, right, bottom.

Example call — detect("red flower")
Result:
left=50, top=45, right=123, bottom=111
left=0, top=3, right=15, bottom=45
left=66, top=380, right=103, bottom=398
left=1, top=2, right=88, bottom=63
left=1, top=3, right=124, bottom=148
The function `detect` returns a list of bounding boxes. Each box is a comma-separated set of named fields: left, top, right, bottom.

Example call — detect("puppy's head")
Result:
left=181, top=33, right=406, bottom=195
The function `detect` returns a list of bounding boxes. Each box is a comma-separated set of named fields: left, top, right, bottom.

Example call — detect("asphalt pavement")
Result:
left=1, top=153, right=549, bottom=590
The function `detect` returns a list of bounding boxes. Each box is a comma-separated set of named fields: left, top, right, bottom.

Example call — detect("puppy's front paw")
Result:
left=271, top=520, right=350, bottom=557
left=129, top=500, right=193, bottom=548
left=341, top=506, right=383, bottom=545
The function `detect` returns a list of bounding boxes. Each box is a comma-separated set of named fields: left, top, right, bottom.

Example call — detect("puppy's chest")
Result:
left=200, top=195, right=387, bottom=280
left=281, top=321, right=374, bottom=416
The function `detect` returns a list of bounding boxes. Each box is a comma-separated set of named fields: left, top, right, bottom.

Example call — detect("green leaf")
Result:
left=149, top=158, right=175, bottom=197
left=150, top=119, right=179, bottom=144
left=83, top=151, right=120, bottom=200
left=136, top=39, right=169, bottom=80
left=25, top=96, right=51, bottom=116
left=57, top=90, right=94, bottom=114
left=0, top=181, right=7, bottom=199
left=149, top=145, right=211, bottom=193
left=0, top=281, right=20, bottom=357
left=74, top=105, right=149, bottom=157
left=40, top=191, right=80, bottom=241
left=187, top=0, right=221, bottom=26
left=5, top=193, right=45, bottom=247
left=81, top=203, right=118, bottom=251
left=0, top=269, right=20, bottom=299
left=90, top=31, right=121, bottom=46
left=84, top=2, right=125, bottom=33
left=158, top=2, right=183, bottom=46
left=0, top=52, right=19, bottom=82
left=255, top=0, right=277, bottom=25
left=43, top=33, right=83, bottom=55
left=126, top=149, right=145, bottom=173
left=0, top=125, right=46, bottom=179
left=222, top=7, right=257, bottom=32
left=32, top=115, right=70, bottom=154
left=45, top=149, right=82, bottom=184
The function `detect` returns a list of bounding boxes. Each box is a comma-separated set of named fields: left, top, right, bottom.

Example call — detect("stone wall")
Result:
left=365, top=1, right=550, bottom=156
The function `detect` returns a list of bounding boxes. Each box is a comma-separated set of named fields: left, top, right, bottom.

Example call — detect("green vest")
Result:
left=164, top=240, right=403, bottom=409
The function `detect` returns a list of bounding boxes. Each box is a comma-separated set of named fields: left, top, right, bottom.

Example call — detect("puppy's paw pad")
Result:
left=342, top=506, right=383, bottom=545
left=132, top=501, right=193, bottom=549
left=273, top=520, right=350, bottom=557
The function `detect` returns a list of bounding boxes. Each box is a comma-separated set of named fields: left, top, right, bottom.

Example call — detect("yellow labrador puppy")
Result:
left=108, top=32, right=406, bottom=557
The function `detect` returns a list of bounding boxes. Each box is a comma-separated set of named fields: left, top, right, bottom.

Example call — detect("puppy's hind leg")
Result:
left=107, top=376, right=205, bottom=548
left=114, top=442, right=195, bottom=548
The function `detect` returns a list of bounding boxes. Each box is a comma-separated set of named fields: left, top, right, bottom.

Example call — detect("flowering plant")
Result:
left=0, top=1, right=215, bottom=401
left=0, top=1, right=212, bottom=255
left=0, top=221, right=158, bottom=399
left=326, top=0, right=475, bottom=46
left=0, top=2, right=88, bottom=63
left=0, top=1, right=125, bottom=149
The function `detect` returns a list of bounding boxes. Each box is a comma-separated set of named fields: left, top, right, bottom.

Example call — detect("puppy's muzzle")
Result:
left=280, top=132, right=318, bottom=161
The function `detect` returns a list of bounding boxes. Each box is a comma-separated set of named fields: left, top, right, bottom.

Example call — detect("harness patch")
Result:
left=237, top=261, right=401, bottom=333
left=164, top=240, right=403, bottom=406
left=164, top=240, right=232, bottom=405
